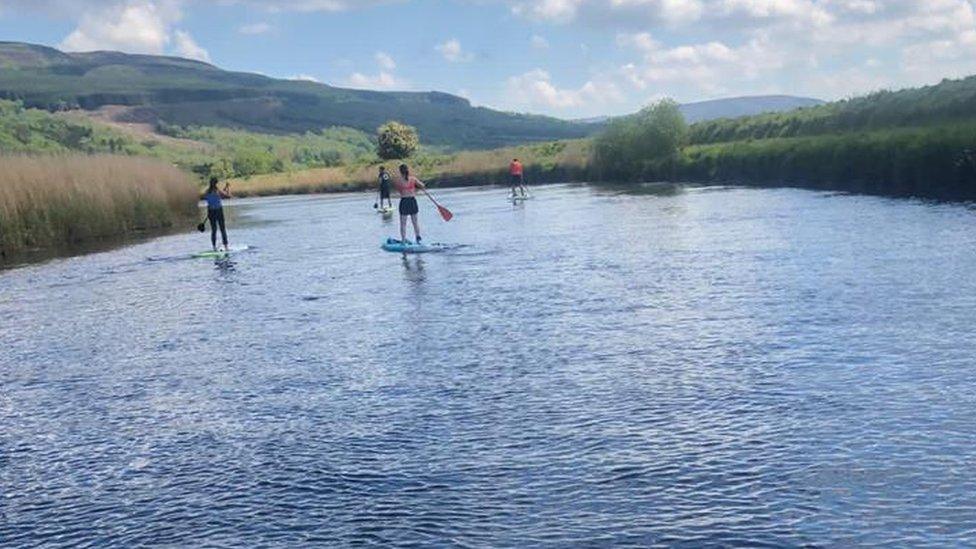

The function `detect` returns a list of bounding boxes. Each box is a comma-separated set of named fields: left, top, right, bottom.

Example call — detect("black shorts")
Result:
left=399, top=196, right=419, bottom=216
left=511, top=174, right=524, bottom=186
left=380, top=184, right=391, bottom=199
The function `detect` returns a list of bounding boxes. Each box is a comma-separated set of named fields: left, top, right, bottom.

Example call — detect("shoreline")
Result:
left=6, top=167, right=975, bottom=271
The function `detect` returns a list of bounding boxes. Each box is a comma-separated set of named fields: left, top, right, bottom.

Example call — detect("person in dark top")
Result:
left=202, top=176, right=232, bottom=251
left=375, top=166, right=393, bottom=210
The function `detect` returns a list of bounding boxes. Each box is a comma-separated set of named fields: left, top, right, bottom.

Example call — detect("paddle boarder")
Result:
left=395, top=163, right=425, bottom=244
left=203, top=176, right=232, bottom=252
left=509, top=158, right=527, bottom=197
left=375, top=166, right=393, bottom=211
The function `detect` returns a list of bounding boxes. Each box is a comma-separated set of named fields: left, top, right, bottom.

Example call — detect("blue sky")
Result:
left=1, top=0, right=975, bottom=118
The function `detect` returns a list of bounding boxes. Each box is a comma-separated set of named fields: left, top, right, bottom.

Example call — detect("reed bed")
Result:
left=228, top=140, right=593, bottom=197
left=0, top=155, right=198, bottom=254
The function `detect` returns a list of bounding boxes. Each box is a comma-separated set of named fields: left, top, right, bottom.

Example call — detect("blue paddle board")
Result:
left=381, top=238, right=447, bottom=254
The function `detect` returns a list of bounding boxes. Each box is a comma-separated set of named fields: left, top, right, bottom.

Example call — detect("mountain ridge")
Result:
left=0, top=41, right=824, bottom=149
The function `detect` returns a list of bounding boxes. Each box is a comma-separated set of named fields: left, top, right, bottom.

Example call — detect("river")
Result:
left=3, top=183, right=976, bottom=546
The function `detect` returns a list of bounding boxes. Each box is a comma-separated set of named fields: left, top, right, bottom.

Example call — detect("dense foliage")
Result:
left=680, top=123, right=976, bottom=199
left=689, top=76, right=976, bottom=144
left=158, top=123, right=374, bottom=177
left=377, top=121, right=419, bottom=160
left=591, top=99, right=688, bottom=181
left=0, top=99, right=376, bottom=180
left=590, top=76, right=976, bottom=199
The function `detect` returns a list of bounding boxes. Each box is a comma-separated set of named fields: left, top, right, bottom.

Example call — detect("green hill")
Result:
left=592, top=76, right=976, bottom=199
left=0, top=41, right=594, bottom=150
left=689, top=76, right=976, bottom=144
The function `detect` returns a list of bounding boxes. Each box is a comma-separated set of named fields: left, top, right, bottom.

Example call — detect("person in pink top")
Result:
left=394, top=163, right=426, bottom=244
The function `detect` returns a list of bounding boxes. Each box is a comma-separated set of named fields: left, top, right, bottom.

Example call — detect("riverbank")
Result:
left=227, top=140, right=590, bottom=197
left=677, top=122, right=976, bottom=200
left=0, top=155, right=198, bottom=260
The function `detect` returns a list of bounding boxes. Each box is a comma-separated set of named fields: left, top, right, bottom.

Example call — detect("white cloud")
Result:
left=530, top=34, right=550, bottom=49
left=505, top=68, right=625, bottom=110
left=344, top=71, right=406, bottom=90
left=511, top=0, right=704, bottom=25
left=239, top=22, right=272, bottom=34
left=342, top=48, right=407, bottom=90
left=51, top=0, right=210, bottom=62
left=172, top=28, right=209, bottom=61
left=375, top=51, right=396, bottom=70
left=60, top=0, right=180, bottom=53
left=227, top=0, right=397, bottom=12
left=435, top=38, right=473, bottom=62
left=290, top=73, right=322, bottom=82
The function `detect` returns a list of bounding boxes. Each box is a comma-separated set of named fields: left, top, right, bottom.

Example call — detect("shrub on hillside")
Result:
left=377, top=121, right=419, bottom=160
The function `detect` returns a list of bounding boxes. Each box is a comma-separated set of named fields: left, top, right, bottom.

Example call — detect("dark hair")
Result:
left=379, top=166, right=386, bottom=172
left=513, top=158, right=519, bottom=162
left=399, top=164, right=409, bottom=178
left=207, top=176, right=218, bottom=191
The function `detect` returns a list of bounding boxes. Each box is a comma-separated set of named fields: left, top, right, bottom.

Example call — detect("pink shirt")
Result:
left=397, top=176, right=421, bottom=197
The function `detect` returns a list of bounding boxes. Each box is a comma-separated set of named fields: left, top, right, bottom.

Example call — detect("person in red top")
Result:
left=509, top=158, right=527, bottom=198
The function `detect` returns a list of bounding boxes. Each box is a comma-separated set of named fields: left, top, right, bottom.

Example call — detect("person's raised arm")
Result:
left=220, top=182, right=232, bottom=199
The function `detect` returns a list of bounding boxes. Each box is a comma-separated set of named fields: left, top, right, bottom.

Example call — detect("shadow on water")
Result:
left=1, top=224, right=190, bottom=272
left=2, top=202, right=270, bottom=272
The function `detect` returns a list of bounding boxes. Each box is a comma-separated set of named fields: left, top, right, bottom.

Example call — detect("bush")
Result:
left=591, top=99, right=688, bottom=181
left=377, top=121, right=419, bottom=160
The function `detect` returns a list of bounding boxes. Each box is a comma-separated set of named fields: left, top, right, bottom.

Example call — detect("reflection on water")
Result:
left=587, top=180, right=685, bottom=196
left=3, top=184, right=976, bottom=547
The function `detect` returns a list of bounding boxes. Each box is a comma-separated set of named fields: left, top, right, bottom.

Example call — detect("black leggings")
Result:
left=208, top=208, right=228, bottom=248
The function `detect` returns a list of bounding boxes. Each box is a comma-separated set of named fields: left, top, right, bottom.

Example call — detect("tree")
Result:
left=377, top=121, right=419, bottom=160
left=592, top=99, right=688, bottom=181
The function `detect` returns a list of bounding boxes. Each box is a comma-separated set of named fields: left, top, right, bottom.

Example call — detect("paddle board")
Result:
left=511, top=193, right=533, bottom=201
left=377, top=206, right=395, bottom=215
left=381, top=238, right=447, bottom=254
left=194, top=245, right=250, bottom=259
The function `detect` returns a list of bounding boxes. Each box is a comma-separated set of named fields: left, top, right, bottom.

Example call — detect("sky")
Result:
left=0, top=0, right=974, bottom=118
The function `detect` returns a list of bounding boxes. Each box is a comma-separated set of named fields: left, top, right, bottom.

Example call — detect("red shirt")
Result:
left=510, top=161, right=523, bottom=176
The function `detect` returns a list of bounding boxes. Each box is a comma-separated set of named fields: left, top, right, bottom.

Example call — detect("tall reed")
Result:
left=0, top=154, right=198, bottom=254
left=228, top=140, right=592, bottom=197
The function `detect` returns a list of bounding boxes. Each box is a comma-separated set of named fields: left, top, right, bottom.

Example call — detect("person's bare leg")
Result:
left=399, top=215, right=407, bottom=242
left=410, top=214, right=421, bottom=243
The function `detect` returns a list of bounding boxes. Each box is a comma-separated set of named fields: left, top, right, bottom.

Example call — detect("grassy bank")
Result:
left=679, top=123, right=976, bottom=199
left=0, top=155, right=198, bottom=256
left=228, top=140, right=591, bottom=197
left=592, top=77, right=976, bottom=200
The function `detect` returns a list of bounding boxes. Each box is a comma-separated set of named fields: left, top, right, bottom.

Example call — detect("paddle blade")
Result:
left=437, top=204, right=453, bottom=222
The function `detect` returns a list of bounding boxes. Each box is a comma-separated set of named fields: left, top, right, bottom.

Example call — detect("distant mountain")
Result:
left=0, top=42, right=594, bottom=149
left=576, top=95, right=824, bottom=127
left=679, top=95, right=824, bottom=123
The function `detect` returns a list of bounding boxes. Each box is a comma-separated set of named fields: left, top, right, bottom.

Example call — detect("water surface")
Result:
left=3, top=184, right=976, bottom=546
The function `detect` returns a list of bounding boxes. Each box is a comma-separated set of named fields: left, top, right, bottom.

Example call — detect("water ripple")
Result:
left=2, top=185, right=976, bottom=546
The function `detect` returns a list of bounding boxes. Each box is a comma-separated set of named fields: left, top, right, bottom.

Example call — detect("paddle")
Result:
left=196, top=217, right=207, bottom=232
left=422, top=190, right=453, bottom=222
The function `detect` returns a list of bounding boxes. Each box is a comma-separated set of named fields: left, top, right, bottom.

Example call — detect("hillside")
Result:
left=593, top=76, right=976, bottom=200
left=576, top=95, right=822, bottom=126
left=0, top=41, right=593, bottom=150
left=689, top=75, right=976, bottom=144
left=679, top=95, right=823, bottom=123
